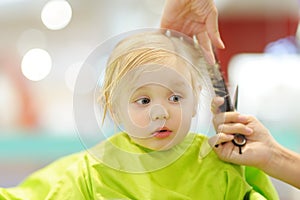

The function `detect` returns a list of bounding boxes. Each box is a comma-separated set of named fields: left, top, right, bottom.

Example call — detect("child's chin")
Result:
left=150, top=142, right=177, bottom=151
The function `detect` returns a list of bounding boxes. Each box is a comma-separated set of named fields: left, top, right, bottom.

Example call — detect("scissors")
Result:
left=209, top=56, right=247, bottom=154
left=231, top=86, right=247, bottom=154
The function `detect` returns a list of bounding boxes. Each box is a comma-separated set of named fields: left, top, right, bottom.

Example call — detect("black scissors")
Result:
left=208, top=55, right=247, bottom=154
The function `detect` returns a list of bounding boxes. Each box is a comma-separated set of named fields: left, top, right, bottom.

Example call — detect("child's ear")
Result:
left=192, top=85, right=202, bottom=117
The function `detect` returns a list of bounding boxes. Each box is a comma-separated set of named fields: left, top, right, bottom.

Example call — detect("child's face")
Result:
left=113, top=62, right=198, bottom=151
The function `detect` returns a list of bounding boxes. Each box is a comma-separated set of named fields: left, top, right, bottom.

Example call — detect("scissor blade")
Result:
left=234, top=85, right=239, bottom=110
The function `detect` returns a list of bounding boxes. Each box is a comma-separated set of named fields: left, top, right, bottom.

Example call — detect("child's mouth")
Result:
left=153, top=127, right=172, bottom=139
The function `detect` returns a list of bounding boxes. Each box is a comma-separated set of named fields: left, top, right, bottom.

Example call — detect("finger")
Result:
left=217, top=123, right=253, bottom=136
left=214, top=144, right=245, bottom=165
left=209, top=137, right=240, bottom=163
left=213, top=113, right=251, bottom=133
left=160, top=0, right=182, bottom=29
left=212, top=112, right=226, bottom=129
left=211, top=96, right=225, bottom=114
left=205, top=11, right=225, bottom=49
left=214, top=112, right=248, bottom=125
left=196, top=31, right=215, bottom=65
left=208, top=133, right=234, bottom=147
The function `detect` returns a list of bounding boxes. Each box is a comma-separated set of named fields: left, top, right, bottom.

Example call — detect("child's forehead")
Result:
left=120, top=64, right=193, bottom=92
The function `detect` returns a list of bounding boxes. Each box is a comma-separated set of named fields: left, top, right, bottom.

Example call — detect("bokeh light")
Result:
left=41, top=0, right=72, bottom=30
left=21, top=48, right=52, bottom=81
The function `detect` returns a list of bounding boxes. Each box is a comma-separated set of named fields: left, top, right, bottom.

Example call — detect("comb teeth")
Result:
left=164, top=30, right=200, bottom=49
left=165, top=29, right=171, bottom=37
left=192, top=35, right=201, bottom=49
left=192, top=35, right=198, bottom=44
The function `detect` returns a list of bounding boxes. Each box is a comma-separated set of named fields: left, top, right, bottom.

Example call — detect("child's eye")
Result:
left=169, top=95, right=182, bottom=102
left=135, top=97, right=151, bottom=105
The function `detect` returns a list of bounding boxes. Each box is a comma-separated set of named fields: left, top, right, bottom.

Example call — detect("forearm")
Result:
left=262, top=143, right=300, bottom=189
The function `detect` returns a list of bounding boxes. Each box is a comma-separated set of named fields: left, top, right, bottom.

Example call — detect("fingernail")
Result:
left=218, top=38, right=225, bottom=49
left=215, top=96, right=224, bottom=104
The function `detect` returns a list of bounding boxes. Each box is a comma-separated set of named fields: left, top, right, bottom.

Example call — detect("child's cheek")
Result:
left=128, top=109, right=150, bottom=128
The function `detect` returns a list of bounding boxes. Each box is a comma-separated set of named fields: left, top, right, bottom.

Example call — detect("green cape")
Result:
left=0, top=133, right=278, bottom=200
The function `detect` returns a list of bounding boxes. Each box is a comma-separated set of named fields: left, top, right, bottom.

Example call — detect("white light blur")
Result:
left=41, top=0, right=72, bottom=30
left=21, top=48, right=52, bottom=81
left=228, top=53, right=300, bottom=125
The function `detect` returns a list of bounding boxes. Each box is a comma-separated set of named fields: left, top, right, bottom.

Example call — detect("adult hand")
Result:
left=160, top=0, right=225, bottom=65
left=209, top=97, right=278, bottom=170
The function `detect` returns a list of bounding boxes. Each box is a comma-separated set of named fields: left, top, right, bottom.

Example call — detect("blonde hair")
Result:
left=100, top=31, right=207, bottom=123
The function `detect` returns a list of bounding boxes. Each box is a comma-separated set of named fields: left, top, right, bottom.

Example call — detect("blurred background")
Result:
left=0, top=0, right=299, bottom=199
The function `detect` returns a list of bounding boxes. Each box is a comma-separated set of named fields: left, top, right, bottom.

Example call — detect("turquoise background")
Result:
left=0, top=127, right=299, bottom=161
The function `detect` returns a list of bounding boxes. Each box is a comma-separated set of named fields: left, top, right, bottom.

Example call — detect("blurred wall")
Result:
left=217, top=0, right=299, bottom=77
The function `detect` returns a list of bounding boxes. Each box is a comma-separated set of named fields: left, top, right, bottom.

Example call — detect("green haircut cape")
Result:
left=0, top=133, right=278, bottom=200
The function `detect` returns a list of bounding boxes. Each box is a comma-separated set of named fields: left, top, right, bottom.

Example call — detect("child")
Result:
left=0, top=30, right=278, bottom=199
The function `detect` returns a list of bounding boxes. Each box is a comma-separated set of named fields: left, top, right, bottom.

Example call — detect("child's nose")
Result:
left=149, top=104, right=169, bottom=120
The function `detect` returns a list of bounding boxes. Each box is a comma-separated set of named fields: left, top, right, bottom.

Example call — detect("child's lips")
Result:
left=152, top=127, right=172, bottom=139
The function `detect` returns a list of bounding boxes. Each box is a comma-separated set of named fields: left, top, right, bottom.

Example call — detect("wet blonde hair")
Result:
left=100, top=31, right=208, bottom=123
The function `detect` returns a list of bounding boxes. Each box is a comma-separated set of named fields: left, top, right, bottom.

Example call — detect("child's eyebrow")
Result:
left=132, top=86, right=148, bottom=93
